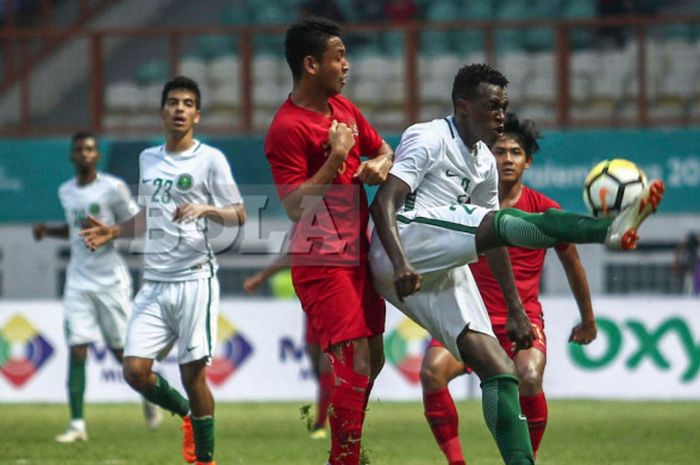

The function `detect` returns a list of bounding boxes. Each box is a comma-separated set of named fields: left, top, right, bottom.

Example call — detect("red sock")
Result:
left=520, top=393, right=548, bottom=456
left=327, top=343, right=369, bottom=465
left=314, top=372, right=334, bottom=429
left=423, top=388, right=466, bottom=465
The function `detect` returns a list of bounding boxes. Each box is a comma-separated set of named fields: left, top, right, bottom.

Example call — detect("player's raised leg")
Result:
left=476, top=179, right=665, bottom=252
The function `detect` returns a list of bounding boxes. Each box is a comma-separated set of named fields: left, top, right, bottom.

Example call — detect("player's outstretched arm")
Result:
left=80, top=210, right=145, bottom=251
left=32, top=223, right=69, bottom=241
left=353, top=140, right=394, bottom=186
left=370, top=174, right=421, bottom=300
left=282, top=120, right=354, bottom=222
left=556, top=244, right=597, bottom=345
left=484, top=249, right=534, bottom=351
left=243, top=254, right=291, bottom=295
left=173, top=203, right=246, bottom=226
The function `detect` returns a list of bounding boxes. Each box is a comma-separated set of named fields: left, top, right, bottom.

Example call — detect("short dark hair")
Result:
left=451, top=63, right=508, bottom=107
left=285, top=17, right=342, bottom=82
left=503, top=112, right=540, bottom=159
left=161, top=75, right=201, bottom=110
left=71, top=131, right=97, bottom=145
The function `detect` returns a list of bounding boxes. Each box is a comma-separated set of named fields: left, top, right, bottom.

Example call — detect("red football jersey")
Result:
left=265, top=94, right=383, bottom=267
left=470, top=185, right=568, bottom=325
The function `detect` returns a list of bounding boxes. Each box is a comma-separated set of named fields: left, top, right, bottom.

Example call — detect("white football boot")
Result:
left=606, top=179, right=665, bottom=250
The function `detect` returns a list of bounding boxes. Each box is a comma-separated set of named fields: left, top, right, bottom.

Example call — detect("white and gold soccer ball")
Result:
left=583, top=158, right=647, bottom=218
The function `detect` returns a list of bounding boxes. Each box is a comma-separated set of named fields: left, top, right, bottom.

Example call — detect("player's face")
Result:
left=160, top=89, right=200, bottom=135
left=315, top=36, right=349, bottom=96
left=458, top=83, right=508, bottom=147
left=492, top=135, right=531, bottom=184
left=70, top=137, right=99, bottom=173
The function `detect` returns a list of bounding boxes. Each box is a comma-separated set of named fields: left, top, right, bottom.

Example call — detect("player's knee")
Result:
left=516, top=365, right=543, bottom=394
left=420, top=363, right=449, bottom=391
left=123, top=362, right=150, bottom=392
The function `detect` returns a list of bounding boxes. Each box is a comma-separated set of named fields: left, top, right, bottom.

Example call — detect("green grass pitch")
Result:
left=1, top=400, right=698, bottom=464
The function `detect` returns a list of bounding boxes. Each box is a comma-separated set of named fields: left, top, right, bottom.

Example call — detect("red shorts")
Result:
left=292, top=264, right=386, bottom=351
left=427, top=316, right=546, bottom=362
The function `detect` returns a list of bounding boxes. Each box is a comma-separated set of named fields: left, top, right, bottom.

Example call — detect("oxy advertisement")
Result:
left=1, top=297, right=698, bottom=402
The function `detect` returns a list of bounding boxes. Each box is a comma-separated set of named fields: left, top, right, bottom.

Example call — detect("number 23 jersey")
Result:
left=138, top=140, right=243, bottom=281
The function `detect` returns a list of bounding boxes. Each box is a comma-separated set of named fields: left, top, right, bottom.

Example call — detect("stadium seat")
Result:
left=494, top=0, right=527, bottom=52
left=208, top=54, right=240, bottom=88
left=105, top=81, right=142, bottom=115
left=178, top=55, right=208, bottom=85
left=422, top=0, right=457, bottom=53
left=496, top=51, right=533, bottom=104
left=562, top=0, right=596, bottom=49
left=197, top=34, right=237, bottom=60
left=570, top=50, right=597, bottom=106
left=136, top=60, right=169, bottom=85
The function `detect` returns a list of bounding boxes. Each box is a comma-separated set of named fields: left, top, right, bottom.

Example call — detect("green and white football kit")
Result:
left=59, top=173, right=139, bottom=348
left=370, top=116, right=499, bottom=360
left=125, top=140, right=243, bottom=364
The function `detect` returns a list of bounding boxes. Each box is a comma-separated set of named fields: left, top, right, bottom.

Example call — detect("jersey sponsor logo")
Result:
left=186, top=345, right=197, bottom=352
left=207, top=314, right=253, bottom=386
left=176, top=174, right=194, bottom=192
left=445, top=169, right=461, bottom=178
left=385, top=318, right=431, bottom=384
left=0, top=314, right=54, bottom=387
left=518, top=414, right=527, bottom=421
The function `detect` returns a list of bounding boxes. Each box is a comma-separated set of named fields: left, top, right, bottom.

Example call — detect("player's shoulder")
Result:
left=139, top=144, right=164, bottom=162
left=58, top=178, right=76, bottom=195
left=401, top=118, right=449, bottom=146
left=99, top=172, right=128, bottom=187
left=196, top=141, right=230, bottom=166
left=522, top=185, right=561, bottom=210
left=330, top=94, right=359, bottom=112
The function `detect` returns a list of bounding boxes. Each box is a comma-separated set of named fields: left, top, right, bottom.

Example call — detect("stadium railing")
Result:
left=1, top=14, right=700, bottom=136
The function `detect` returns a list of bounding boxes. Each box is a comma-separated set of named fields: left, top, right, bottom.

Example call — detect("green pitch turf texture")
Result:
left=1, top=400, right=697, bottom=465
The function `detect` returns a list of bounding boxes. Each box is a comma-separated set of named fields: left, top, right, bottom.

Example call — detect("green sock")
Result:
left=494, top=208, right=612, bottom=248
left=481, top=374, right=534, bottom=465
left=143, top=373, right=190, bottom=417
left=192, top=415, right=215, bottom=463
left=67, top=357, right=86, bottom=420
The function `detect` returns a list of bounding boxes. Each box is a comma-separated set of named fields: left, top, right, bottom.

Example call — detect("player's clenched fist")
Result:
left=354, top=154, right=392, bottom=186
left=80, top=215, right=117, bottom=251
left=327, top=119, right=355, bottom=160
left=394, top=264, right=422, bottom=301
left=506, top=309, right=534, bottom=352
left=32, top=223, right=48, bottom=241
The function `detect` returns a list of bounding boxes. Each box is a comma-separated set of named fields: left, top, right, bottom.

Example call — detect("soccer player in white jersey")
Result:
left=369, top=64, right=664, bottom=465
left=33, top=132, right=161, bottom=442
left=81, top=76, right=246, bottom=465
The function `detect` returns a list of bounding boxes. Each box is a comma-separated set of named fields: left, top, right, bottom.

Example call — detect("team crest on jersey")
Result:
left=89, top=203, right=100, bottom=215
left=176, top=174, right=194, bottom=191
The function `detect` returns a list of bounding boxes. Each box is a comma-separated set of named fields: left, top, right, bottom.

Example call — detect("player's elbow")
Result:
left=236, top=206, right=247, bottom=226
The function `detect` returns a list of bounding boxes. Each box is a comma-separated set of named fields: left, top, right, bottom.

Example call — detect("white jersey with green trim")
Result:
left=59, top=173, right=139, bottom=291
left=137, top=140, right=243, bottom=282
left=390, top=115, right=499, bottom=214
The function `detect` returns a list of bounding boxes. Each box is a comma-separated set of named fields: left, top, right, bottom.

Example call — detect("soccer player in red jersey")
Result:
left=264, top=18, right=394, bottom=465
left=419, top=113, right=598, bottom=464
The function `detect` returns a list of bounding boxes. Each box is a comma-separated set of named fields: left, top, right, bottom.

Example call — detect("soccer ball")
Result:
left=583, top=159, right=647, bottom=218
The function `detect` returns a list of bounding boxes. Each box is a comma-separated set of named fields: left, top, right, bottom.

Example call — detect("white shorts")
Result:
left=125, top=277, right=220, bottom=365
left=369, top=203, right=495, bottom=360
left=63, top=284, right=132, bottom=349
